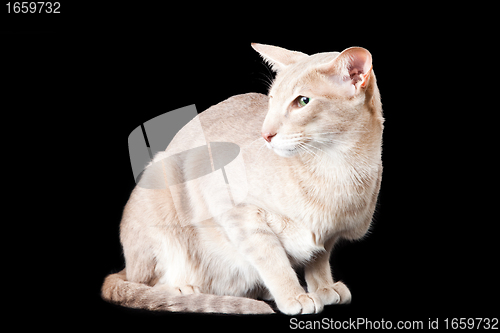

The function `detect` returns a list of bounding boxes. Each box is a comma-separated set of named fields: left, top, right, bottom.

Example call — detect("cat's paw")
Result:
left=277, top=293, right=324, bottom=315
left=315, top=281, right=351, bottom=305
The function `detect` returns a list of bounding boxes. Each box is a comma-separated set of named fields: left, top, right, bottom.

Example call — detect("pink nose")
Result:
left=262, top=132, right=276, bottom=142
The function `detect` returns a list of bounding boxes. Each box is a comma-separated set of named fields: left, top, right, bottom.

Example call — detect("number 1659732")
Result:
left=6, top=2, right=60, bottom=14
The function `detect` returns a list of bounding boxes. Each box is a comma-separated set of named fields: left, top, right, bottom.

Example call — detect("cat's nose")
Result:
left=262, top=132, right=276, bottom=143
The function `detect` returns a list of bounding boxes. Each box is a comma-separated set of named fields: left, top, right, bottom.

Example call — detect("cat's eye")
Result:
left=297, top=96, right=311, bottom=107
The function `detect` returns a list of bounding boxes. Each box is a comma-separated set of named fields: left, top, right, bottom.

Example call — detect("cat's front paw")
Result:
left=277, top=293, right=324, bottom=315
left=315, top=281, right=351, bottom=305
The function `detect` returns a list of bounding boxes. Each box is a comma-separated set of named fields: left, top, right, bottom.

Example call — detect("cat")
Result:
left=101, top=43, right=384, bottom=315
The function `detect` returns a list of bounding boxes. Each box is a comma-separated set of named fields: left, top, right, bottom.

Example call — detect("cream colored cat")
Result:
left=102, top=43, right=384, bottom=315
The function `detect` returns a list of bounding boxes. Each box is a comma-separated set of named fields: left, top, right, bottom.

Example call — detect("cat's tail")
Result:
left=101, top=269, right=275, bottom=314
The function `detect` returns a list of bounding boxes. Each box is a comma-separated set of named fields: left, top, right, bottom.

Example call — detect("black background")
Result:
left=2, top=3, right=496, bottom=330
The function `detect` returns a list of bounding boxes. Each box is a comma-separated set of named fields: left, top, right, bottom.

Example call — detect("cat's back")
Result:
left=199, top=93, right=269, bottom=144
left=165, top=93, right=268, bottom=155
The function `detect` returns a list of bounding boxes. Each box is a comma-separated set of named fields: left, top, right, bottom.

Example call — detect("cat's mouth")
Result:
left=264, top=132, right=308, bottom=158
left=274, top=147, right=298, bottom=157
left=266, top=142, right=299, bottom=157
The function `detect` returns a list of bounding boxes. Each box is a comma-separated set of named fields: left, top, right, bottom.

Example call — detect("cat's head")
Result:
left=252, top=43, right=382, bottom=158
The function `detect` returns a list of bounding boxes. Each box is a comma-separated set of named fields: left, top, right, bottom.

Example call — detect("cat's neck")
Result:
left=296, top=132, right=381, bottom=183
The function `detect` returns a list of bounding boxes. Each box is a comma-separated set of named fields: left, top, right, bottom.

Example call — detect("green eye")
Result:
left=298, top=96, right=311, bottom=107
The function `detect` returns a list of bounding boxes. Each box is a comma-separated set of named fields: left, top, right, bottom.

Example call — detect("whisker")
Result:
left=280, top=133, right=304, bottom=139
left=297, top=145, right=314, bottom=159
left=298, top=143, right=319, bottom=158
left=301, top=135, right=346, bottom=145
left=305, top=135, right=349, bottom=144
left=284, top=137, right=305, bottom=143
left=302, top=142, right=338, bottom=160
left=312, top=130, right=368, bottom=136
left=243, top=136, right=265, bottom=150
left=254, top=142, right=267, bottom=161
left=259, top=65, right=275, bottom=92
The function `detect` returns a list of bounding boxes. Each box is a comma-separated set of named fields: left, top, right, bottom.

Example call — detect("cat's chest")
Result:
left=271, top=189, right=372, bottom=265
left=306, top=156, right=378, bottom=208
left=277, top=160, right=379, bottom=245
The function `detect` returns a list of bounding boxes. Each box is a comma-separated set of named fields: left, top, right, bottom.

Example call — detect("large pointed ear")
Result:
left=251, top=43, right=308, bottom=72
left=317, top=47, right=372, bottom=96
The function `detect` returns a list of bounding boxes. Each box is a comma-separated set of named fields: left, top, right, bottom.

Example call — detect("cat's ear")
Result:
left=318, top=47, right=372, bottom=97
left=251, top=43, right=308, bottom=72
